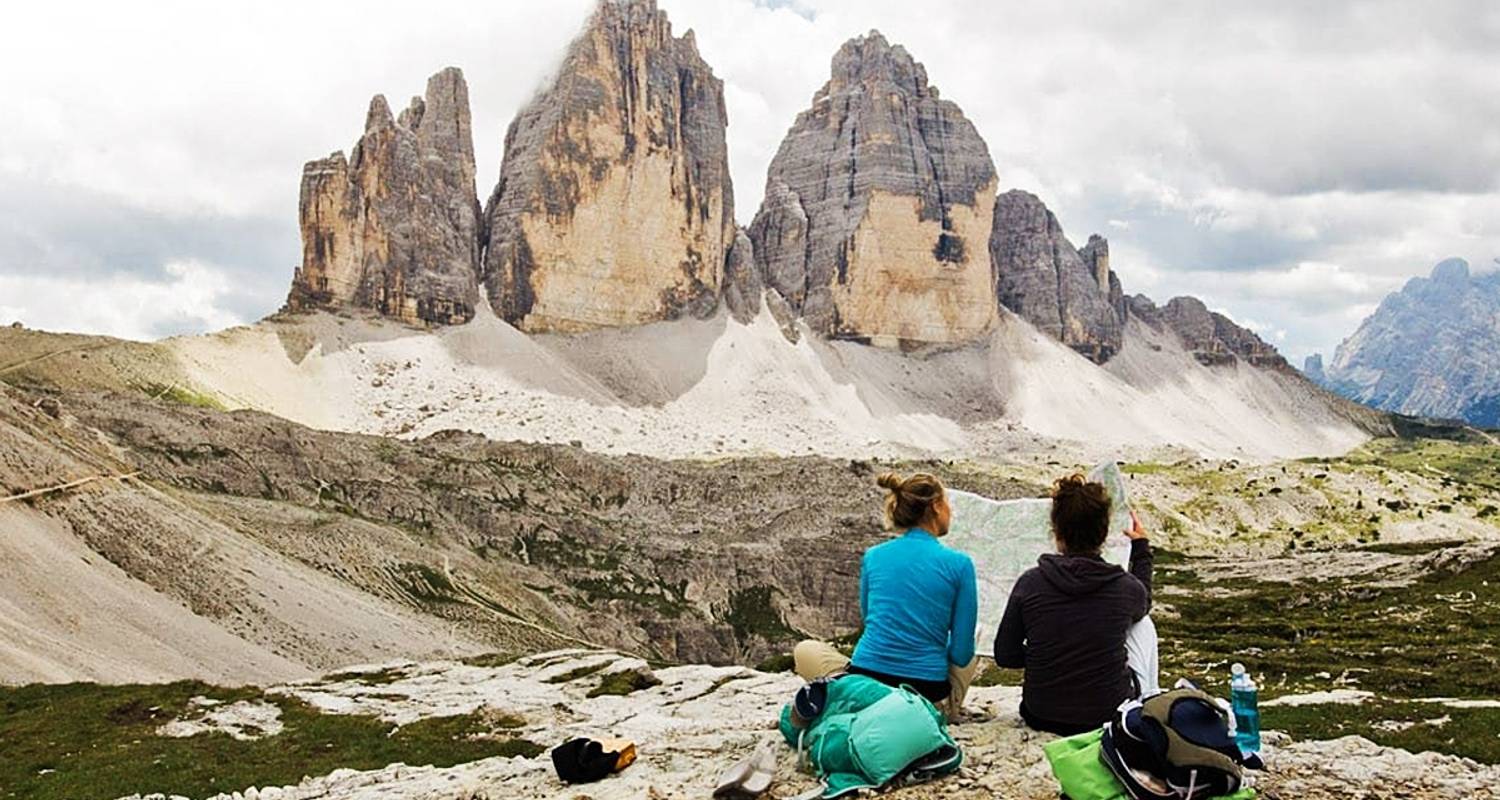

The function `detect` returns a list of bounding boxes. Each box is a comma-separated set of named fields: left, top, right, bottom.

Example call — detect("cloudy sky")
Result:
left=2, top=0, right=1497, bottom=363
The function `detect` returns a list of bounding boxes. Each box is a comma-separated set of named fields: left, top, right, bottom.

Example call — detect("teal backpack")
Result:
left=778, top=675, right=962, bottom=798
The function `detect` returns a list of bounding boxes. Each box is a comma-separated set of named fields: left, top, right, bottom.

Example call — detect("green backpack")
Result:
left=1044, top=728, right=1256, bottom=800
left=779, top=675, right=962, bottom=798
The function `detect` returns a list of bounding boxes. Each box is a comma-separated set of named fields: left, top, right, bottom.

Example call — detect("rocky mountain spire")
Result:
left=287, top=68, right=481, bottom=326
left=746, top=31, right=999, bottom=347
left=990, top=190, right=1124, bottom=362
left=481, top=0, right=735, bottom=332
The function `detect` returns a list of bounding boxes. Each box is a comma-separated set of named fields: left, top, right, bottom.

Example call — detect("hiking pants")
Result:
left=792, top=639, right=979, bottom=719
left=1125, top=615, right=1160, bottom=697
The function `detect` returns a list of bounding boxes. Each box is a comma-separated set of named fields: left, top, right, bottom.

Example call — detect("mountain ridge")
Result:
left=279, top=0, right=1307, bottom=391
left=1311, top=257, right=1500, bottom=427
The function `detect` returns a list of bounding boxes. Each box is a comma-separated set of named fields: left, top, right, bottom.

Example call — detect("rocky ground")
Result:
left=3, top=322, right=1497, bottom=797
left=78, top=650, right=1500, bottom=800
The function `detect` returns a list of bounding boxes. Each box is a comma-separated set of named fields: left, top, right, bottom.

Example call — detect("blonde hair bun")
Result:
left=877, top=471, right=945, bottom=529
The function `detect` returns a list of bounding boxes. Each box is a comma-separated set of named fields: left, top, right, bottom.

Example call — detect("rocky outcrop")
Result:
left=1303, top=353, right=1326, bottom=385
left=721, top=230, right=762, bottom=324
left=1131, top=295, right=1287, bottom=369
left=990, top=191, right=1124, bottom=362
left=287, top=68, right=481, bottom=326
left=748, top=32, right=998, bottom=348
left=482, top=0, right=734, bottom=333
left=121, top=650, right=1500, bottom=800
left=1320, top=258, right=1500, bottom=425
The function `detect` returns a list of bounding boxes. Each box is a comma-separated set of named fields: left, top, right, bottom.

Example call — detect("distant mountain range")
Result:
left=1307, top=258, right=1500, bottom=427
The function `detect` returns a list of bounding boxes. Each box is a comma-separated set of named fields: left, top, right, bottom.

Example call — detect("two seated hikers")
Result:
left=792, top=471, right=980, bottom=719
left=994, top=473, right=1159, bottom=735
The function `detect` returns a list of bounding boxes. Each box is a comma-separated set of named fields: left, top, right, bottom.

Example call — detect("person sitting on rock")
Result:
left=793, top=471, right=979, bottom=718
left=994, top=473, right=1157, bottom=735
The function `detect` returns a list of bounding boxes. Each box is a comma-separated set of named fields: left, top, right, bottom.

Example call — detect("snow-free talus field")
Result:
left=159, top=305, right=1372, bottom=462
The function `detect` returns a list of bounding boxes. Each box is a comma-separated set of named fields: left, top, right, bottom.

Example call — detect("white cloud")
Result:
left=0, top=260, right=244, bottom=341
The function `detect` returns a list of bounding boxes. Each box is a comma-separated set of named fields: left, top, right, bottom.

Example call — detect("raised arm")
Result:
left=1124, top=511, right=1153, bottom=619
left=947, top=556, right=978, bottom=667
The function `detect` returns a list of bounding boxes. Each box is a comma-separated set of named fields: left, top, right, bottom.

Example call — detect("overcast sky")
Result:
left=2, top=0, right=1497, bottom=363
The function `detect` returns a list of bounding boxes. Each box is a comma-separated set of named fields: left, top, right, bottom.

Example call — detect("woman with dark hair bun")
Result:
left=993, top=473, right=1156, bottom=735
left=792, top=471, right=979, bottom=718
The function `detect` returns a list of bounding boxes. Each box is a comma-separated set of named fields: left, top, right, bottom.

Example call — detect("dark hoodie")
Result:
left=993, top=539, right=1152, bottom=734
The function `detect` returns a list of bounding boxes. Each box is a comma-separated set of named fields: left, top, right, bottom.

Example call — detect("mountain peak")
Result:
left=480, top=0, right=733, bottom=332
left=748, top=31, right=994, bottom=346
left=1431, top=257, right=1470, bottom=283
left=1325, top=256, right=1500, bottom=425
left=831, top=30, right=929, bottom=95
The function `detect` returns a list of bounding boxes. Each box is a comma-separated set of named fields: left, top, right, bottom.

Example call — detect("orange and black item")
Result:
left=550, top=737, right=636, bottom=784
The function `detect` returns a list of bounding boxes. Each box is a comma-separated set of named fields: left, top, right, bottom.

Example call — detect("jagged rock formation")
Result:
left=1317, top=258, right=1500, bottom=425
left=287, top=68, right=481, bottom=326
left=721, top=230, right=762, bottom=324
left=482, top=0, right=734, bottom=333
left=1130, top=294, right=1287, bottom=369
left=990, top=191, right=1124, bottom=362
left=1303, top=353, right=1326, bottom=385
left=748, top=32, right=999, bottom=347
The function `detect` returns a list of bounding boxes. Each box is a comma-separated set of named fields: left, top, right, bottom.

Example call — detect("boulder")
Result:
left=286, top=68, right=481, bottom=326
left=747, top=31, right=999, bottom=348
left=481, top=0, right=735, bottom=332
left=990, top=190, right=1123, bottom=362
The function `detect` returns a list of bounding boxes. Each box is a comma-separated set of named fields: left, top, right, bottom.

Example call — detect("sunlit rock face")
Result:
left=288, top=68, right=481, bottom=326
left=481, top=0, right=735, bottom=333
left=748, top=32, right=999, bottom=348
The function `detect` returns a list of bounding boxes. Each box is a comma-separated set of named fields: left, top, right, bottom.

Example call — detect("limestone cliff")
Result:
left=481, top=0, right=734, bottom=332
left=287, top=68, right=481, bottom=326
left=990, top=190, right=1124, bottom=362
left=748, top=32, right=998, bottom=347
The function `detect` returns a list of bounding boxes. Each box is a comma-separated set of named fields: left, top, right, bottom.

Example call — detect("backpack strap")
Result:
left=1140, top=690, right=1240, bottom=776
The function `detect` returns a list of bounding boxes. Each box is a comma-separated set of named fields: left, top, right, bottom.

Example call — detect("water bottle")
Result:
left=1230, top=663, right=1261, bottom=756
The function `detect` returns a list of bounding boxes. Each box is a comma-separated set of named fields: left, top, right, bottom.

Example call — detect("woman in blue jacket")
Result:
left=794, top=471, right=979, bottom=717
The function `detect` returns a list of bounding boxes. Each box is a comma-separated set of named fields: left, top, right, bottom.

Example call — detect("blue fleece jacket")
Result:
left=851, top=529, right=978, bottom=682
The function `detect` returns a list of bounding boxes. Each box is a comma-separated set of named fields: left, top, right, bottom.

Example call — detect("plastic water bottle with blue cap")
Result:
left=1229, top=663, right=1260, bottom=756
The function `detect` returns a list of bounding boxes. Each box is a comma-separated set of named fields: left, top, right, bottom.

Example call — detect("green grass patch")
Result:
left=545, top=662, right=609, bottom=684
left=1359, top=539, right=1469, bottom=556
left=323, top=666, right=409, bottom=686
left=587, top=670, right=663, bottom=698
left=755, top=653, right=795, bottom=673
left=0, top=681, right=542, bottom=800
left=1346, top=438, right=1500, bottom=493
left=972, top=663, right=1022, bottom=688
left=139, top=382, right=224, bottom=410
left=1121, top=461, right=1174, bottom=476
left=1267, top=700, right=1500, bottom=764
left=726, top=586, right=800, bottom=643
left=1156, top=545, right=1500, bottom=762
